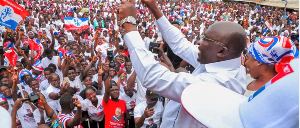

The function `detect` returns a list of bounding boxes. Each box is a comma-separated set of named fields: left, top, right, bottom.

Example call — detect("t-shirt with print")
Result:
left=134, top=101, right=164, bottom=128
left=59, top=112, right=83, bottom=128
left=68, top=76, right=86, bottom=95
left=17, top=103, right=40, bottom=128
left=119, top=92, right=137, bottom=111
left=81, top=95, right=104, bottom=122
left=103, top=99, right=127, bottom=128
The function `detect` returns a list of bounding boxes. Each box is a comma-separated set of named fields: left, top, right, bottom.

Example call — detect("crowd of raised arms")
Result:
left=0, top=0, right=298, bottom=128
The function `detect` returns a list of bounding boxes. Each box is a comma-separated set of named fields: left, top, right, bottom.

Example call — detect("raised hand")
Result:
left=13, top=99, right=24, bottom=110
left=98, top=66, right=104, bottom=75
left=72, top=97, right=81, bottom=108
left=117, top=0, right=137, bottom=20
left=60, top=82, right=70, bottom=94
left=92, top=56, right=98, bottom=62
left=143, top=106, right=155, bottom=118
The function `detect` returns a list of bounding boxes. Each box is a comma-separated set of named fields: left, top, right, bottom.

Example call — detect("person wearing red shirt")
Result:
left=103, top=77, right=128, bottom=128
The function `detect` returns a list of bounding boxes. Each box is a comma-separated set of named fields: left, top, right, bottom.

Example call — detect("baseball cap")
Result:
left=181, top=58, right=299, bottom=128
left=146, top=89, right=160, bottom=100
left=0, top=65, right=6, bottom=71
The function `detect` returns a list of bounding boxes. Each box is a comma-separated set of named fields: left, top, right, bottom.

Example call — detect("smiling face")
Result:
left=244, top=52, right=261, bottom=79
left=0, top=86, right=11, bottom=97
left=29, top=80, right=40, bottom=92
left=84, top=76, right=92, bottom=87
left=49, top=74, right=60, bottom=88
left=86, top=89, right=97, bottom=103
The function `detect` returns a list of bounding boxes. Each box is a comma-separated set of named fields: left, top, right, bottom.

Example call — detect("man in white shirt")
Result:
left=134, top=90, right=163, bottom=128
left=120, top=86, right=137, bottom=128
left=46, top=73, right=69, bottom=112
left=118, top=1, right=247, bottom=128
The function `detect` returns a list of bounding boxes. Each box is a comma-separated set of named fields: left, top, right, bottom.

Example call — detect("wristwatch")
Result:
left=121, top=16, right=136, bottom=27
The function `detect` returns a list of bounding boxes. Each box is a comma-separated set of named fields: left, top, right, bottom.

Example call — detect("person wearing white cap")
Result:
left=118, top=0, right=247, bottom=128
left=181, top=58, right=299, bottom=128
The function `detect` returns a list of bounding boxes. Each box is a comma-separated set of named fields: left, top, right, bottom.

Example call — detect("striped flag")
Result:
left=0, top=0, right=30, bottom=30
left=28, top=38, right=44, bottom=61
left=64, top=17, right=89, bottom=31
left=3, top=47, right=17, bottom=67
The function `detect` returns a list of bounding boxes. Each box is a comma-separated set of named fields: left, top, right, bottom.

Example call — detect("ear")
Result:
left=216, top=47, right=227, bottom=58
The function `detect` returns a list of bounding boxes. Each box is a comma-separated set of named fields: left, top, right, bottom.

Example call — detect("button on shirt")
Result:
left=81, top=95, right=104, bottom=122
left=123, top=16, right=246, bottom=128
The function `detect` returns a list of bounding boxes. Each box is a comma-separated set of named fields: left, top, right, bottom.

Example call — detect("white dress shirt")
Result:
left=123, top=16, right=246, bottom=128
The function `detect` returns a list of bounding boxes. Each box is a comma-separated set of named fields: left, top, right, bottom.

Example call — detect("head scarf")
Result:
left=32, top=60, right=44, bottom=71
left=247, top=36, right=299, bottom=72
left=19, top=69, right=33, bottom=85
left=0, top=97, right=7, bottom=103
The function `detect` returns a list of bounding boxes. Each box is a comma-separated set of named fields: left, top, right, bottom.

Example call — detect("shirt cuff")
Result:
left=124, top=31, right=146, bottom=52
left=155, top=16, right=173, bottom=34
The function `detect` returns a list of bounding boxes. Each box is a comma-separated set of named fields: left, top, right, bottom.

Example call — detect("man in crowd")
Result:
left=118, top=0, right=247, bottom=127
left=0, top=0, right=298, bottom=127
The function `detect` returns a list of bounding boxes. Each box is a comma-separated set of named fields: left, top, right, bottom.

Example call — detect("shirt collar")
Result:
left=205, top=57, right=241, bottom=72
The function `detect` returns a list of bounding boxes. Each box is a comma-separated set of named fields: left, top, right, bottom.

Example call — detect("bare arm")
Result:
left=66, top=99, right=82, bottom=127
left=103, top=77, right=111, bottom=103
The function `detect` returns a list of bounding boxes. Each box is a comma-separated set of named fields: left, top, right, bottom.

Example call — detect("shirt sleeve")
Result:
left=155, top=16, right=200, bottom=68
left=134, top=103, right=143, bottom=118
left=33, top=109, right=41, bottom=123
left=124, top=31, right=200, bottom=103
left=80, top=100, right=88, bottom=111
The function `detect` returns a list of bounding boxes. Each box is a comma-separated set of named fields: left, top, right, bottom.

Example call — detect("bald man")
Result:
left=46, top=73, right=70, bottom=112
left=118, top=0, right=246, bottom=127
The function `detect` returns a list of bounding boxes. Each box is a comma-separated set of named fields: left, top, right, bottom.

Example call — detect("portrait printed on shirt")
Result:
left=23, top=109, right=36, bottom=123
left=111, top=107, right=123, bottom=122
left=146, top=118, right=158, bottom=128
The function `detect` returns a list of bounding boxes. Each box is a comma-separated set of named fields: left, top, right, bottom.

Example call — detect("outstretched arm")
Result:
left=145, top=1, right=200, bottom=68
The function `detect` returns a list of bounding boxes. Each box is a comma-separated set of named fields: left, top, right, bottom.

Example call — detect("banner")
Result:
left=0, top=0, right=29, bottom=30
left=28, top=38, right=44, bottom=61
left=265, top=21, right=273, bottom=32
left=3, top=47, right=17, bottom=67
left=64, top=17, right=89, bottom=31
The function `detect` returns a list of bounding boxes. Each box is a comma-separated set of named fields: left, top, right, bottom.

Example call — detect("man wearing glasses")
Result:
left=118, top=0, right=247, bottom=127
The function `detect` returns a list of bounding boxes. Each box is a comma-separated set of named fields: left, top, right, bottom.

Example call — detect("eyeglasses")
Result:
left=109, top=69, right=115, bottom=72
left=199, top=35, right=228, bottom=50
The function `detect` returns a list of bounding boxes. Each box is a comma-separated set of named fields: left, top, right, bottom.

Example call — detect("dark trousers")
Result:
left=129, top=116, right=135, bottom=128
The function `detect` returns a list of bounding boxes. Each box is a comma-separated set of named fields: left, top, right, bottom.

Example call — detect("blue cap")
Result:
left=53, top=32, right=59, bottom=35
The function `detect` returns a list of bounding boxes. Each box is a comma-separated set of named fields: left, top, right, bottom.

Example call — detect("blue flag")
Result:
left=282, top=0, right=288, bottom=3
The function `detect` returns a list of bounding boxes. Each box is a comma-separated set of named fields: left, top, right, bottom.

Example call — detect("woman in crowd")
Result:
left=80, top=87, right=105, bottom=128
left=244, top=36, right=299, bottom=97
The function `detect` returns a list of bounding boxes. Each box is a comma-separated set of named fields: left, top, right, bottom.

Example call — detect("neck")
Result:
left=111, top=97, right=119, bottom=102
left=126, top=70, right=131, bottom=74
left=61, top=109, right=72, bottom=114
left=257, top=71, right=277, bottom=82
